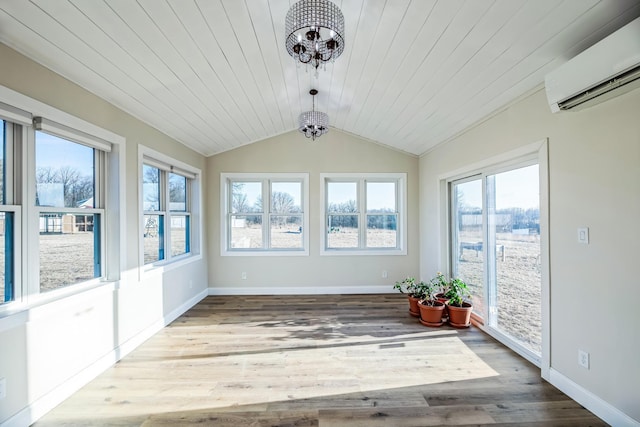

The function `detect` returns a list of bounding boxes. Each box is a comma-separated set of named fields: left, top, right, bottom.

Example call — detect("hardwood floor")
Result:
left=35, top=295, right=606, bottom=426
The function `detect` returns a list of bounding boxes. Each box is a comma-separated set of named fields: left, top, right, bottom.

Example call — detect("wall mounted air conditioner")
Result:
left=545, top=16, right=640, bottom=113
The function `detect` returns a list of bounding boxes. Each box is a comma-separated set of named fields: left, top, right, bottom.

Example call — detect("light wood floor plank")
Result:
left=34, top=295, right=605, bottom=426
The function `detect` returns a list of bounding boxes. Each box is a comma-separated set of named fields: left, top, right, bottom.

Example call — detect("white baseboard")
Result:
left=1, top=289, right=208, bottom=427
left=208, top=285, right=394, bottom=296
left=549, top=368, right=639, bottom=426
left=164, top=288, right=208, bottom=324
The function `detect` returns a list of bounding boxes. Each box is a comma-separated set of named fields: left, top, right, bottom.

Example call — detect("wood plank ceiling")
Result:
left=1, top=0, right=639, bottom=156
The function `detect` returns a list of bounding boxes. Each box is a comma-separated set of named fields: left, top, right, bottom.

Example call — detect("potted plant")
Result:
left=417, top=277, right=446, bottom=327
left=446, top=277, right=473, bottom=328
left=431, top=272, right=451, bottom=304
left=431, top=272, right=451, bottom=322
left=393, top=276, right=424, bottom=317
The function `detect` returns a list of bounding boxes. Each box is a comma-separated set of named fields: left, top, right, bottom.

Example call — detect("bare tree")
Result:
left=36, top=166, right=58, bottom=184
left=143, top=166, right=160, bottom=208
left=58, top=166, right=81, bottom=207
left=36, top=166, right=93, bottom=207
left=144, top=166, right=159, bottom=183
left=271, top=191, right=294, bottom=214
left=232, top=183, right=250, bottom=213
left=71, top=176, right=94, bottom=207
left=169, top=174, right=186, bottom=204
left=271, top=191, right=296, bottom=227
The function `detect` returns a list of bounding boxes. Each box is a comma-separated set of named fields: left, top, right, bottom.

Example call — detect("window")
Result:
left=0, top=95, right=122, bottom=309
left=141, top=151, right=198, bottom=266
left=35, top=131, right=104, bottom=293
left=0, top=119, right=16, bottom=305
left=221, top=173, right=309, bottom=256
left=449, top=160, right=542, bottom=362
left=321, top=173, right=407, bottom=255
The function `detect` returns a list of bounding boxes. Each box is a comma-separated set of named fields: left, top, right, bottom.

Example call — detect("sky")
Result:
left=35, top=131, right=94, bottom=177
left=240, top=181, right=302, bottom=208
left=239, top=181, right=396, bottom=211
left=327, top=182, right=395, bottom=210
left=460, top=164, right=540, bottom=210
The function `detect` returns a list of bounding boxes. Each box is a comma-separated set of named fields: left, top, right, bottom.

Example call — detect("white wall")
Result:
left=207, top=130, right=420, bottom=293
left=419, top=87, right=640, bottom=424
left=0, top=43, right=208, bottom=426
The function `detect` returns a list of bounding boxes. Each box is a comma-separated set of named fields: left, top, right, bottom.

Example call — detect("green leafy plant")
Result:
left=393, top=276, right=426, bottom=299
left=418, top=272, right=450, bottom=306
left=418, top=282, right=439, bottom=306
left=430, top=272, right=450, bottom=296
left=446, top=277, right=471, bottom=307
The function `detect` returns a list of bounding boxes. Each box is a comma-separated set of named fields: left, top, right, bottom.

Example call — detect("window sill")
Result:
left=142, top=253, right=202, bottom=275
left=0, top=279, right=118, bottom=333
left=320, top=248, right=407, bottom=256
left=221, top=249, right=309, bottom=257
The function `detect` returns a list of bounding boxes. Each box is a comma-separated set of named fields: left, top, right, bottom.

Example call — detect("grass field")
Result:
left=456, top=231, right=541, bottom=354
left=231, top=225, right=397, bottom=249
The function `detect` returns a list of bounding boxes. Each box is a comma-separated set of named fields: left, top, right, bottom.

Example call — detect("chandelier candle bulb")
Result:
left=285, top=0, right=345, bottom=72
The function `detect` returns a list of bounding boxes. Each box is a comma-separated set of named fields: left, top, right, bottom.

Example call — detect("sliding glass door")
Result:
left=451, top=177, right=484, bottom=317
left=450, top=163, right=541, bottom=360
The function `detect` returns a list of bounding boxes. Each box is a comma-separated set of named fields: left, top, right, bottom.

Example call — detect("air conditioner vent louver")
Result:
left=557, top=65, right=640, bottom=111
left=545, top=17, right=640, bottom=113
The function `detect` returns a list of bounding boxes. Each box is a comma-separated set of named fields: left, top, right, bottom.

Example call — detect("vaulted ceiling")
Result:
left=1, top=0, right=639, bottom=156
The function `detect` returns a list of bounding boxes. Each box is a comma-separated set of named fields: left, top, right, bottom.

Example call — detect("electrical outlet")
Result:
left=241, top=272, right=247, bottom=280
left=382, top=270, right=388, bottom=279
left=578, top=350, right=590, bottom=369
left=0, top=377, right=6, bottom=400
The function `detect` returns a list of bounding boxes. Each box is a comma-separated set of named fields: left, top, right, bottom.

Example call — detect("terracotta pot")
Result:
left=417, top=300, right=446, bottom=327
left=435, top=293, right=450, bottom=321
left=447, top=302, right=473, bottom=328
left=407, top=295, right=420, bottom=317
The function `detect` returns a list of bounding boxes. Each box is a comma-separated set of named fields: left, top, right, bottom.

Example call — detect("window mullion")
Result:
left=162, top=170, right=170, bottom=260
left=227, top=179, right=233, bottom=251
left=395, top=179, right=400, bottom=248
left=263, top=179, right=269, bottom=249
left=359, top=179, right=366, bottom=249
left=24, top=126, right=39, bottom=298
left=4, top=123, right=14, bottom=204
left=484, top=174, right=498, bottom=326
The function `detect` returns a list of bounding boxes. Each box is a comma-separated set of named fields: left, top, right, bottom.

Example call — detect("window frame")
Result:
left=440, top=139, right=549, bottom=372
left=139, top=145, right=201, bottom=271
left=0, top=117, right=23, bottom=306
left=221, top=172, right=309, bottom=257
left=0, top=87, right=125, bottom=311
left=320, top=173, right=407, bottom=256
left=34, top=131, right=106, bottom=294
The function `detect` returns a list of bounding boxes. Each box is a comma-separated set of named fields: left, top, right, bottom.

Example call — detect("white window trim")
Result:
left=138, top=145, right=202, bottom=276
left=221, top=172, right=310, bottom=257
left=320, top=172, right=407, bottom=256
left=0, top=84, right=125, bottom=313
left=29, top=129, right=107, bottom=297
left=438, top=139, right=550, bottom=377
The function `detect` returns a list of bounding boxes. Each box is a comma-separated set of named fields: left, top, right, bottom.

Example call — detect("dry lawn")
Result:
left=231, top=225, right=397, bottom=249
left=457, top=231, right=541, bottom=354
left=35, top=228, right=188, bottom=291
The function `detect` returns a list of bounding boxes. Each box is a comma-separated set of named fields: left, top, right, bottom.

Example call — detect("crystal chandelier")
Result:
left=285, top=0, right=345, bottom=73
left=298, top=89, right=328, bottom=140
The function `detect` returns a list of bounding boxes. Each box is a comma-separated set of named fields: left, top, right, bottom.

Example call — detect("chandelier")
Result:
left=298, top=89, right=328, bottom=140
left=285, top=0, right=345, bottom=73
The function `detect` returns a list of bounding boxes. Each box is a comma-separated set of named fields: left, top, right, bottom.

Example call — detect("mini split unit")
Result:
left=545, top=16, right=640, bottom=113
